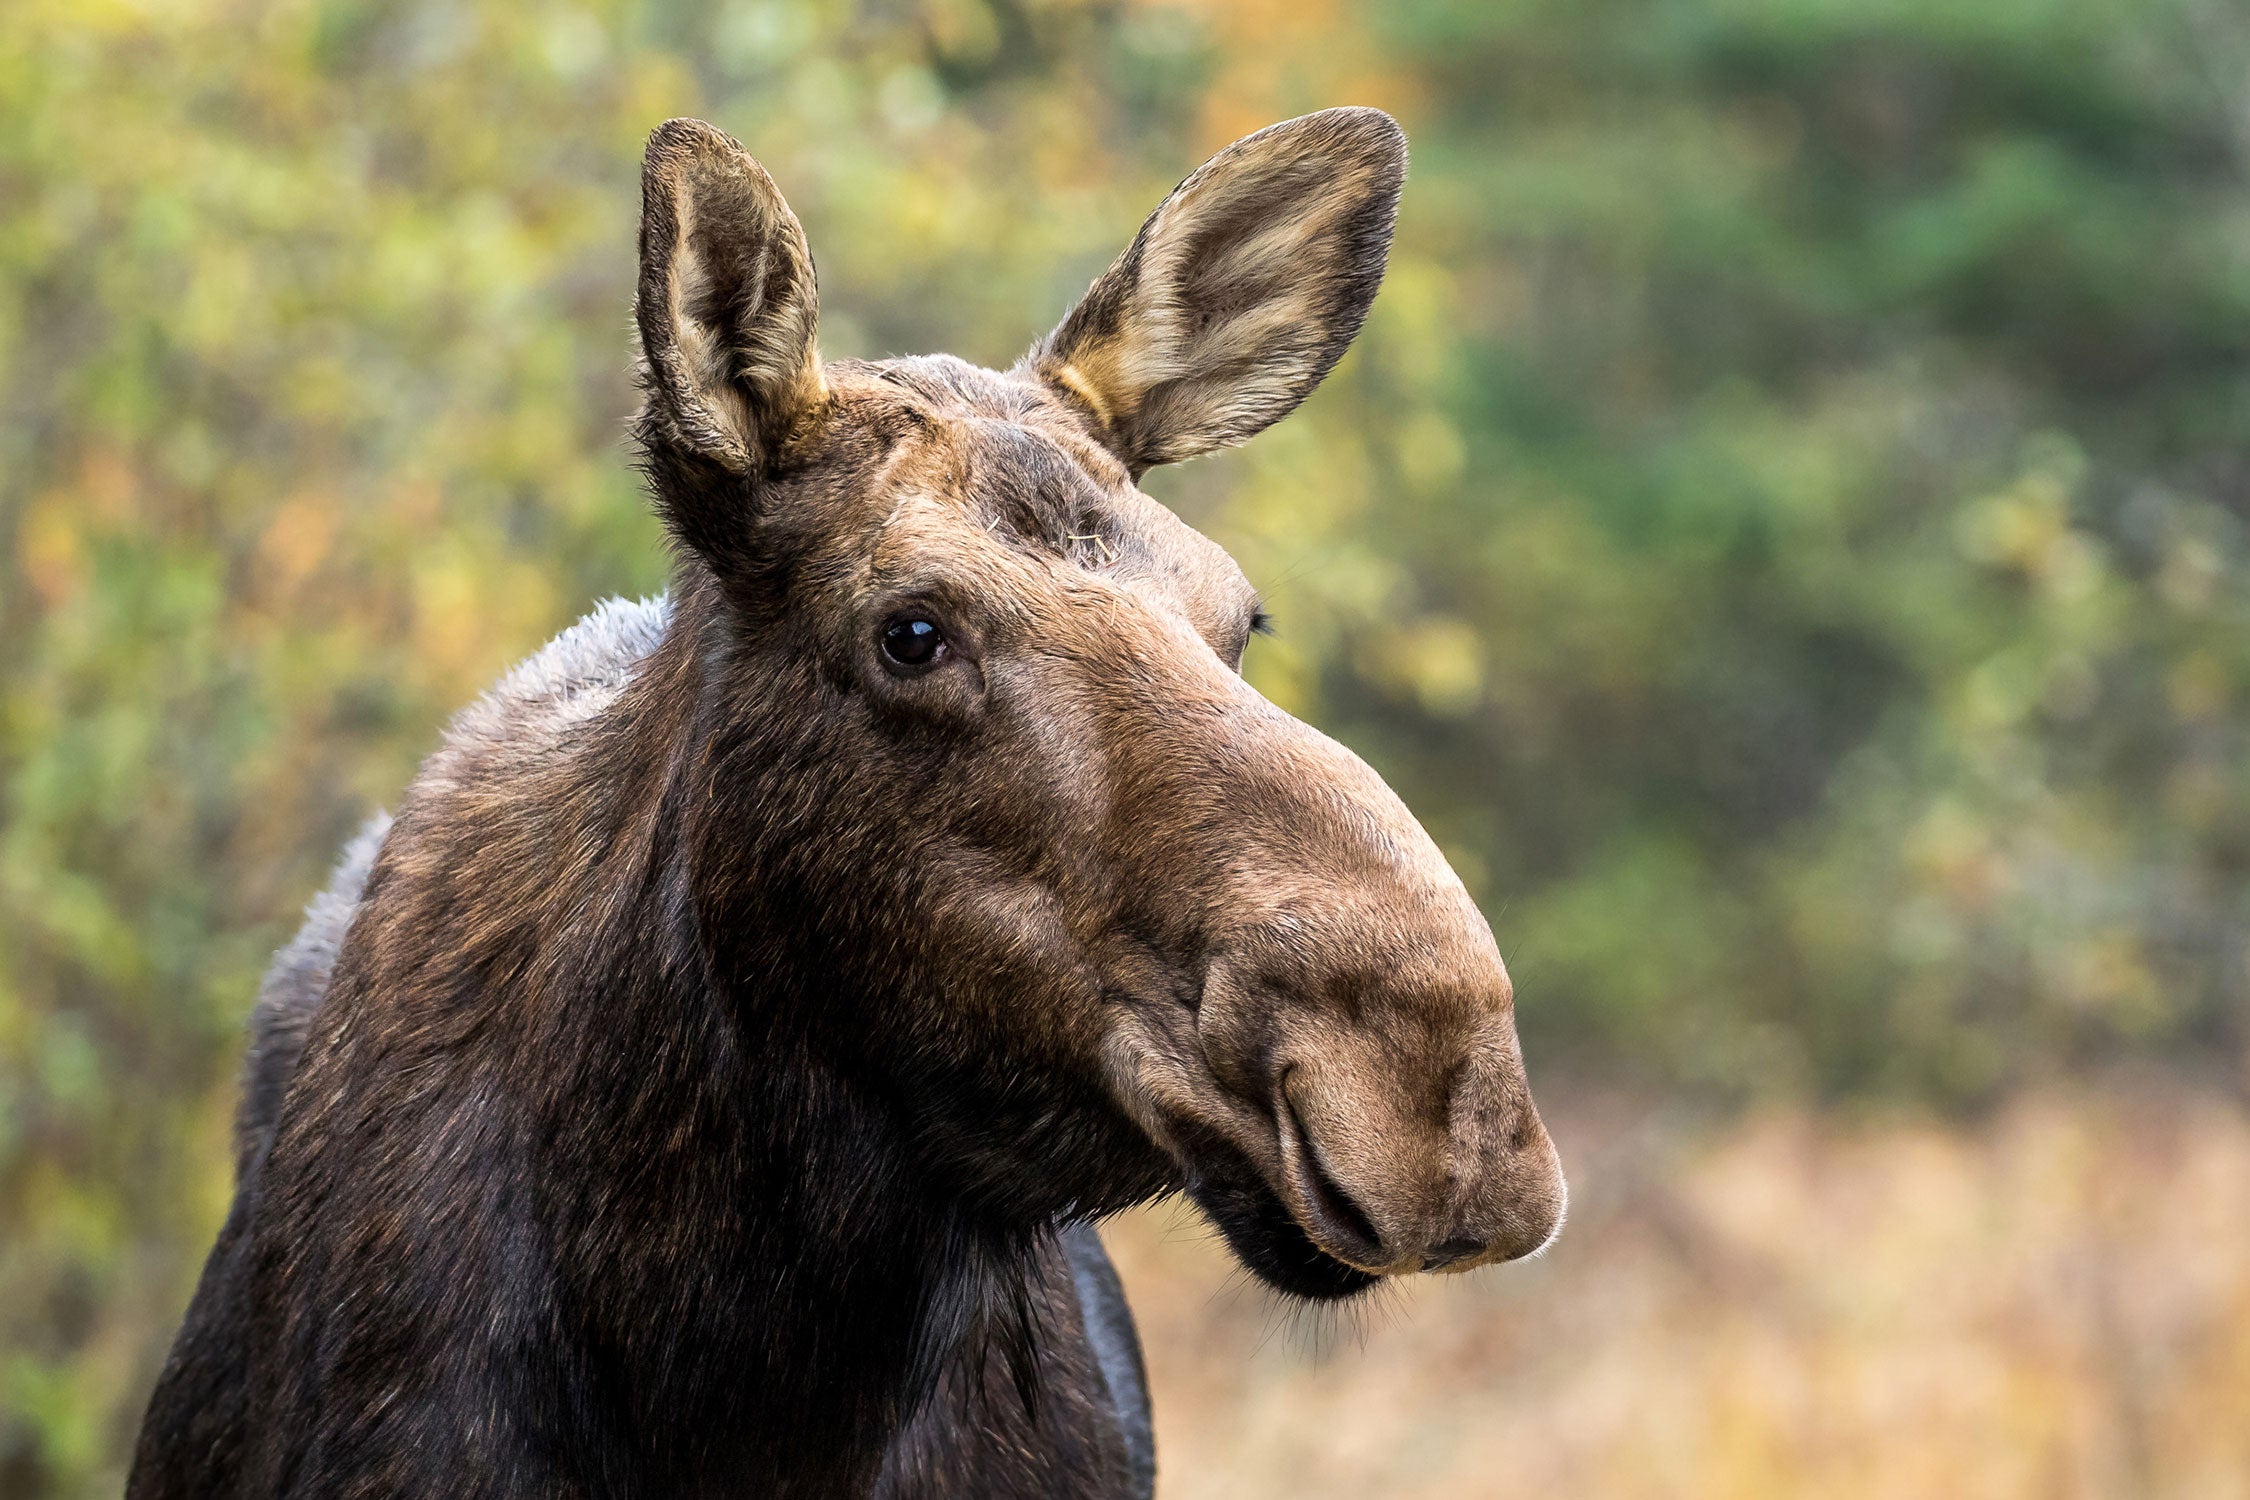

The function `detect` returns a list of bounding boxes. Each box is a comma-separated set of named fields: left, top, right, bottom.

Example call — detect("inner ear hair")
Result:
left=1026, top=107, right=1407, bottom=475
left=634, top=118, right=826, bottom=481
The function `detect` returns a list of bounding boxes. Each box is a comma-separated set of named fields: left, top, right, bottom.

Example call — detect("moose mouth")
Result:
left=1183, top=1135, right=1380, bottom=1302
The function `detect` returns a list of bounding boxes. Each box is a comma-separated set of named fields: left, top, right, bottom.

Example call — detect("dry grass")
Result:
left=1104, top=1084, right=2250, bottom=1500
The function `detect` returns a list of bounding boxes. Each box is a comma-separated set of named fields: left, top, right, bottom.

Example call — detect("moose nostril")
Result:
left=1279, top=1088, right=1386, bottom=1263
left=1423, top=1234, right=1487, bottom=1270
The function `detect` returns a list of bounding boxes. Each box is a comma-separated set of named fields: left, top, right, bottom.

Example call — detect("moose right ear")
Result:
left=634, top=119, right=826, bottom=560
left=1027, top=108, right=1405, bottom=476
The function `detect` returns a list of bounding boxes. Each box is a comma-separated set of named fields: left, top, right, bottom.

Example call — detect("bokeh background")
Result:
left=5, top=0, right=2249, bottom=1493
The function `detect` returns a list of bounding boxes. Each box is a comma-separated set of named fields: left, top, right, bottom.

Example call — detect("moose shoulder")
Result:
left=129, top=110, right=1563, bottom=1499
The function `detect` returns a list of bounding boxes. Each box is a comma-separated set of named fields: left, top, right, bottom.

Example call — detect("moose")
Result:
left=129, top=109, right=1565, bottom=1498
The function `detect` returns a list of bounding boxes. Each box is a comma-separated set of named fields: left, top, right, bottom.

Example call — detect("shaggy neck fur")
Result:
left=243, top=569, right=1113, bottom=1497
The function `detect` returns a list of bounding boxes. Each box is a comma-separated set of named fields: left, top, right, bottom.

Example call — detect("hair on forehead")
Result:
left=848, top=354, right=1047, bottom=419
left=828, top=354, right=1132, bottom=499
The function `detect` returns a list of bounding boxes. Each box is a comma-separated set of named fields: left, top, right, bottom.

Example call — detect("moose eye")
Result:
left=879, top=615, right=948, bottom=672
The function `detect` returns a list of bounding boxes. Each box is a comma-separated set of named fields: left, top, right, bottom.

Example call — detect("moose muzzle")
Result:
left=1147, top=689, right=1567, bottom=1286
left=1199, top=928, right=1564, bottom=1278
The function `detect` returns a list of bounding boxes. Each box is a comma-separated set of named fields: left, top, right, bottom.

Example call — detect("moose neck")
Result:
left=510, top=571, right=1068, bottom=1493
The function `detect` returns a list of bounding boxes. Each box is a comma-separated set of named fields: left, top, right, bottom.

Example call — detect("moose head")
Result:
left=634, top=110, right=1564, bottom=1301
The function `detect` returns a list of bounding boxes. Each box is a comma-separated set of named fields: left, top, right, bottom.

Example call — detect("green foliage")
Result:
left=1, top=0, right=2244, bottom=1490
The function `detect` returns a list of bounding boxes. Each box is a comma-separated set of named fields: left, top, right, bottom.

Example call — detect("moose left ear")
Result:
left=1027, top=108, right=1406, bottom=475
left=634, top=119, right=826, bottom=518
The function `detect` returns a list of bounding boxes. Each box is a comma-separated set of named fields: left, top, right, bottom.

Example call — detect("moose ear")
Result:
left=634, top=119, right=825, bottom=507
left=1027, top=108, right=1405, bottom=474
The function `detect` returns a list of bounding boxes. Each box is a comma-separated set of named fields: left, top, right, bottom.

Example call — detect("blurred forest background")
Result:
left=4, top=0, right=2249, bottom=1493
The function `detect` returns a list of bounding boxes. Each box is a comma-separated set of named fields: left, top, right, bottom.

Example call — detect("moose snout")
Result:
left=1155, top=695, right=1567, bottom=1286
left=1269, top=1028, right=1565, bottom=1276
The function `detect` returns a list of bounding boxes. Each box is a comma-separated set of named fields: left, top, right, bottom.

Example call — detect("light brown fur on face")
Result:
left=719, top=328, right=1565, bottom=1287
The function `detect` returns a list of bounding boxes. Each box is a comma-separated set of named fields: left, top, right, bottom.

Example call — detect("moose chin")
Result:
left=129, top=108, right=1564, bottom=1500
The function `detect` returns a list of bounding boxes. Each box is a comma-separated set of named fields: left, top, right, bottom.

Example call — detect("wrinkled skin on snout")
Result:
left=639, top=111, right=1564, bottom=1301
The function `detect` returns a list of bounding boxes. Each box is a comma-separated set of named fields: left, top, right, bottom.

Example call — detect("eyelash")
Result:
left=1249, top=610, right=1275, bottom=636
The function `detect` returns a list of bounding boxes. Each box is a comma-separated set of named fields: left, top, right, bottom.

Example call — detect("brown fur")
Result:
left=129, top=110, right=1561, bottom=1498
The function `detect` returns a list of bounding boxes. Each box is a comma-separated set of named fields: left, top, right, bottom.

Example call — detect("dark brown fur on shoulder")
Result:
left=130, top=110, right=1561, bottom=1499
